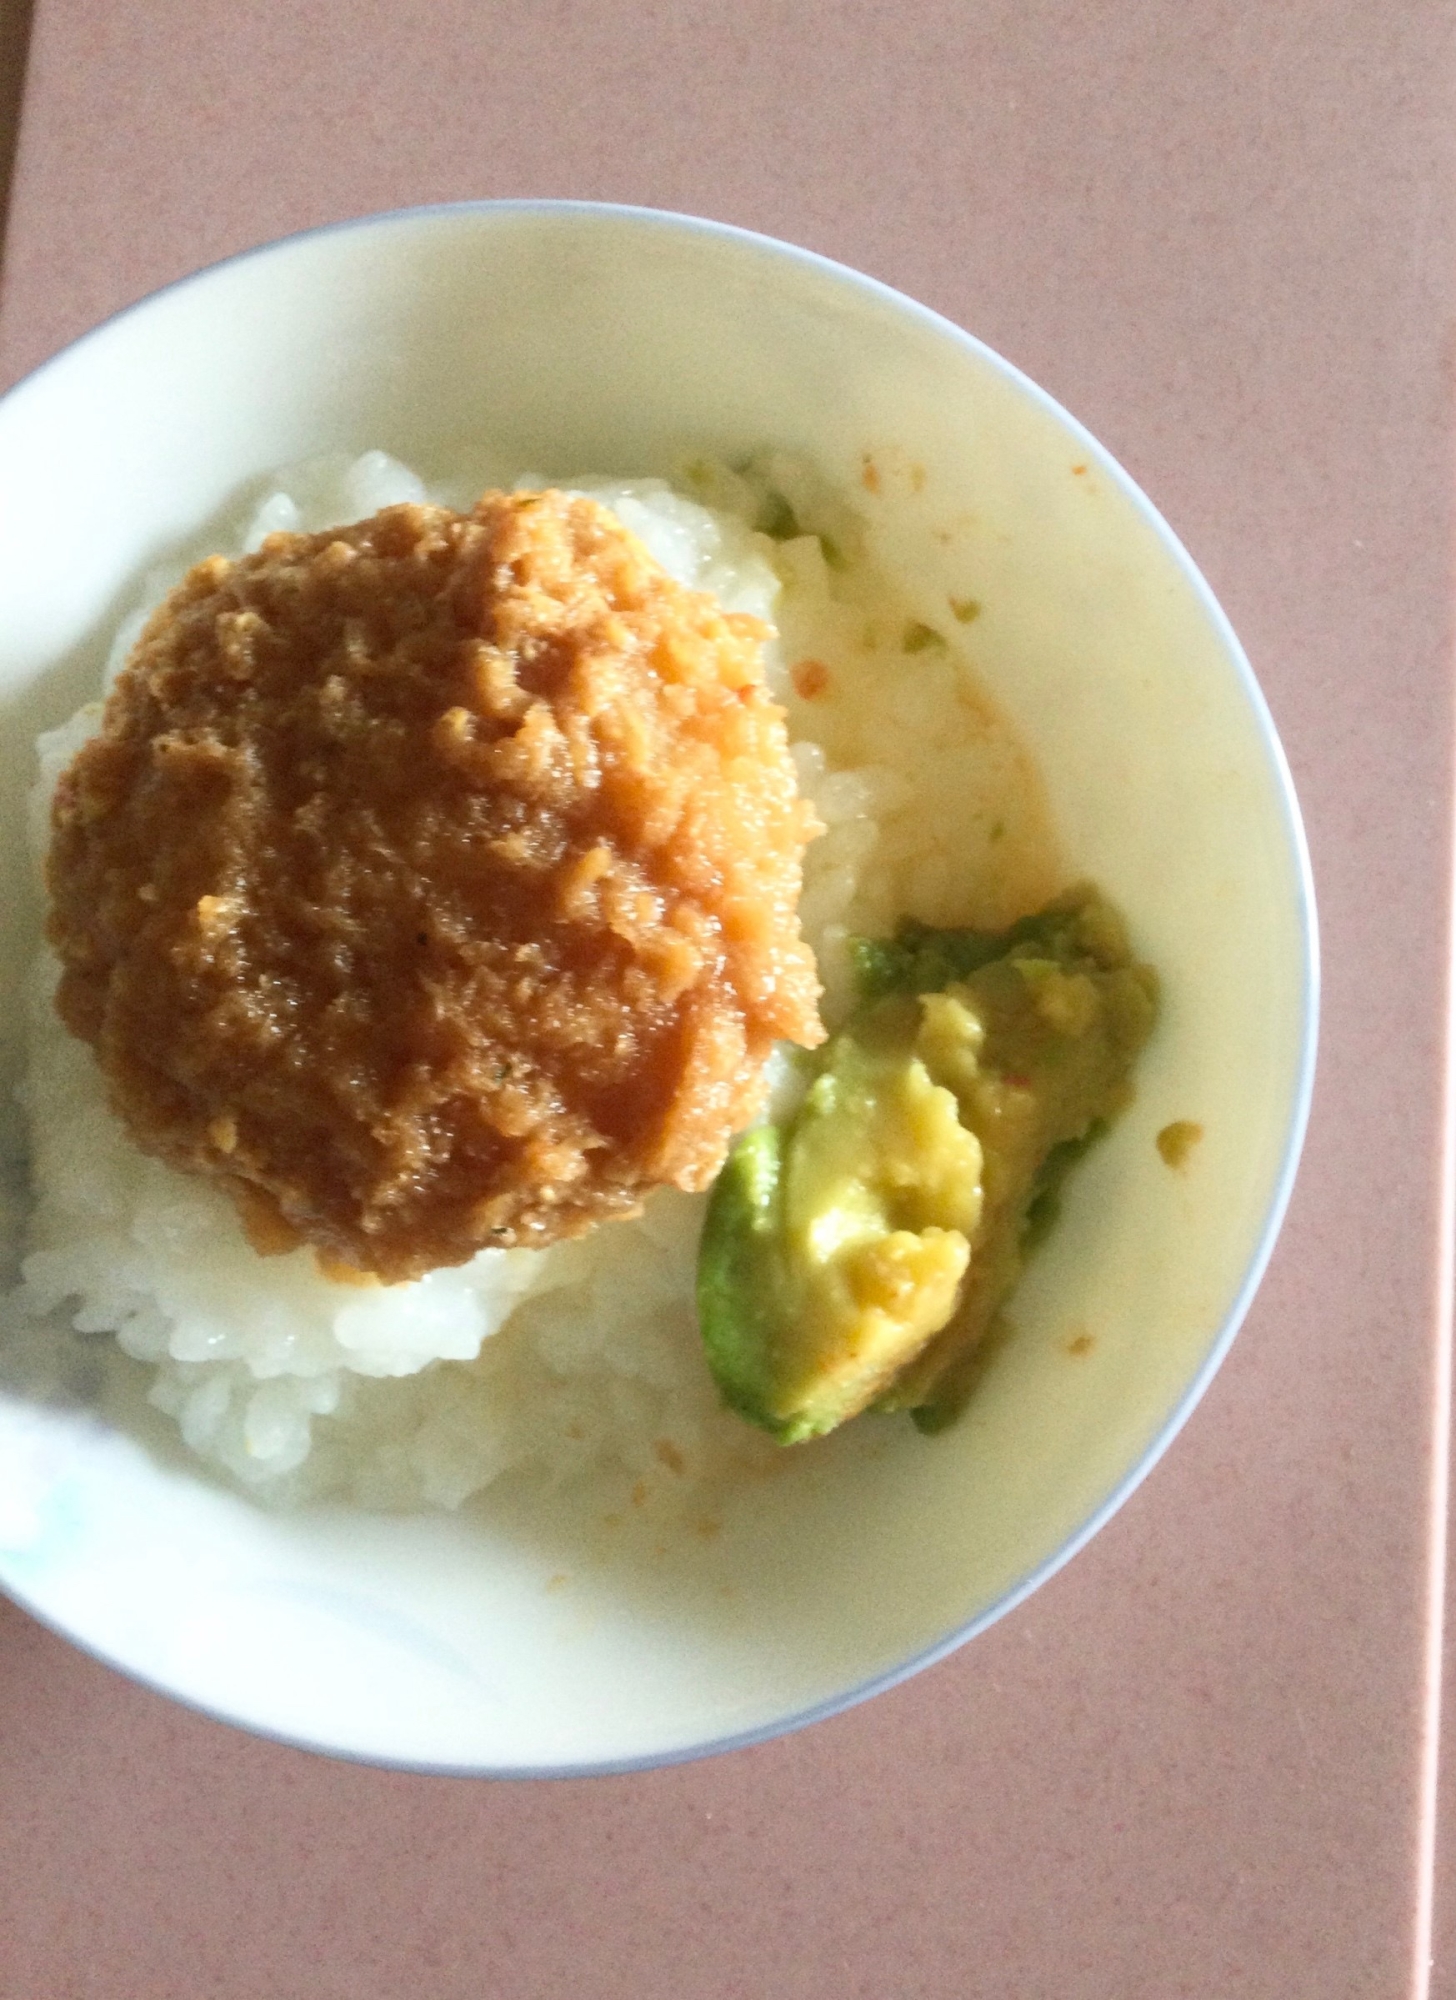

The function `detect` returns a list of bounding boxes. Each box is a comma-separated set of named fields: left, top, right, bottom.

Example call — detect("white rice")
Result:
left=7, top=450, right=1056, bottom=1510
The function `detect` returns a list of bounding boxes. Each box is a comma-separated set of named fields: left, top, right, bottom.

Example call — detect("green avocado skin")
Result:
left=696, top=885, right=1158, bottom=1445
left=696, top=1123, right=823, bottom=1444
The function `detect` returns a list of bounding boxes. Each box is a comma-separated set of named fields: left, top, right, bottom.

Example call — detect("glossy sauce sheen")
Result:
left=46, top=493, right=824, bottom=1281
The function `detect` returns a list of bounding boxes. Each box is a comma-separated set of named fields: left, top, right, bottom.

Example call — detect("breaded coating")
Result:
left=47, top=492, right=823, bottom=1281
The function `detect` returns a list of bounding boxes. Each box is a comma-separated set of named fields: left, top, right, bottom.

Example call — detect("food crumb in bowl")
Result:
left=1066, top=1330, right=1096, bottom=1357
left=1156, top=1119, right=1204, bottom=1170
left=753, top=488, right=802, bottom=540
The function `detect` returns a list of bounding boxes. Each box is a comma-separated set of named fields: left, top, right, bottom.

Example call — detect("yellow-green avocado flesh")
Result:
left=695, top=886, right=1158, bottom=1442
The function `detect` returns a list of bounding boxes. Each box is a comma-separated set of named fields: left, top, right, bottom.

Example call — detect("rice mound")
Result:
left=9, top=450, right=1056, bottom=1509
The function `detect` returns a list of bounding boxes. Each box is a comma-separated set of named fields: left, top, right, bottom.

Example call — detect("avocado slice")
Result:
left=698, top=1014, right=983, bottom=1441
left=696, top=885, right=1158, bottom=1442
left=881, top=892, right=1158, bottom=1428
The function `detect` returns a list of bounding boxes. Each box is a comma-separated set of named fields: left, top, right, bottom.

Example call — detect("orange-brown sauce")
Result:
left=47, top=492, right=823, bottom=1281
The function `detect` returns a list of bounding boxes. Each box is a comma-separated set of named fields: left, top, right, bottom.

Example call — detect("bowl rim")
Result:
left=0, top=196, right=1320, bottom=1778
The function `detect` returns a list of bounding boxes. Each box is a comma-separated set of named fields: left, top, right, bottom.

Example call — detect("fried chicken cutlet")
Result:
left=47, top=490, right=823, bottom=1281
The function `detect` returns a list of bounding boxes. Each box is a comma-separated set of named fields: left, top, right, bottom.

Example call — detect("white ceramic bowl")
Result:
left=0, top=203, right=1316, bottom=1772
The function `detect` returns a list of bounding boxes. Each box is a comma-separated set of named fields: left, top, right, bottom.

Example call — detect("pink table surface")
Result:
left=1, top=5, right=1453, bottom=1997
